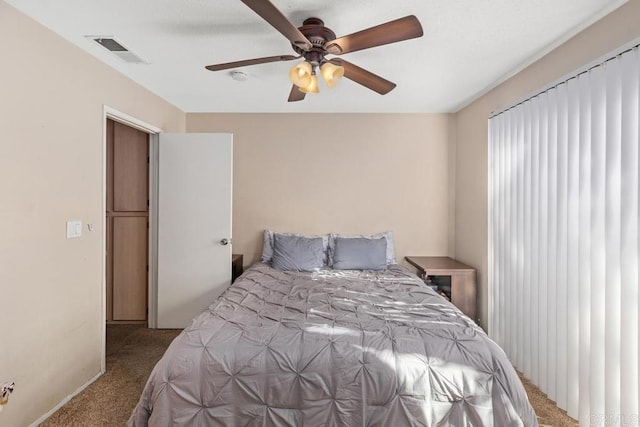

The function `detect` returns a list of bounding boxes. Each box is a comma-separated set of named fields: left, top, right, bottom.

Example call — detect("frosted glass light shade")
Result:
left=289, top=61, right=312, bottom=88
left=320, top=62, right=344, bottom=88
left=299, top=73, right=319, bottom=94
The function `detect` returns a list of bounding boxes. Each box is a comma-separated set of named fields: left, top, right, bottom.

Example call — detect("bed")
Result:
left=129, top=232, right=537, bottom=426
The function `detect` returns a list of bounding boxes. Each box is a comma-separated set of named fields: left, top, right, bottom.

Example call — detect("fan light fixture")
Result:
left=289, top=61, right=312, bottom=88
left=299, top=72, right=319, bottom=94
left=289, top=60, right=344, bottom=93
left=320, top=62, right=344, bottom=88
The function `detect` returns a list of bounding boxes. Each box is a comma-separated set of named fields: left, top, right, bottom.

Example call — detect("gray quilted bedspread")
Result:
left=129, top=263, right=537, bottom=426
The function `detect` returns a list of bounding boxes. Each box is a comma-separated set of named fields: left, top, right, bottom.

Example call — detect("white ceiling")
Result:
left=6, top=0, right=626, bottom=113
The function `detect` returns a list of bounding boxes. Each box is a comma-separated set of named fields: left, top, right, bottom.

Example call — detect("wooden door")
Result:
left=106, top=119, right=149, bottom=322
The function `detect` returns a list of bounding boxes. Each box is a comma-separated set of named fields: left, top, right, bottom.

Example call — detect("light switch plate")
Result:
left=66, top=220, right=82, bottom=239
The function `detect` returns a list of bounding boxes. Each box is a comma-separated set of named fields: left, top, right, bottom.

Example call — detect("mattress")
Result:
left=128, top=262, right=538, bottom=426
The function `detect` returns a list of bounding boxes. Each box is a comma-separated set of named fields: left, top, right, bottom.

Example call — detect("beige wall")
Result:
left=188, top=113, right=456, bottom=266
left=0, top=3, right=185, bottom=426
left=455, top=0, right=640, bottom=330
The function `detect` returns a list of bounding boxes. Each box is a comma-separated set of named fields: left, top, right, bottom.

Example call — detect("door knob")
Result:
left=220, top=238, right=230, bottom=246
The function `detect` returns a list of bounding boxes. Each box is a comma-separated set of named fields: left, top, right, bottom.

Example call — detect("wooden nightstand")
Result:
left=231, top=254, right=244, bottom=283
left=405, top=256, right=477, bottom=321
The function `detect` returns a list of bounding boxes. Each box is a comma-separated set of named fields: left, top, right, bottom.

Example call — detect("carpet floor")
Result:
left=42, top=325, right=578, bottom=426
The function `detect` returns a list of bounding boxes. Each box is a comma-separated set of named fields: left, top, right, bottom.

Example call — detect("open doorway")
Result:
left=105, top=118, right=149, bottom=365
left=101, top=107, right=161, bottom=373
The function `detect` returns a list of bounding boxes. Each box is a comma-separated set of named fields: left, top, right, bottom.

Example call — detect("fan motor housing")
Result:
left=292, top=18, right=336, bottom=65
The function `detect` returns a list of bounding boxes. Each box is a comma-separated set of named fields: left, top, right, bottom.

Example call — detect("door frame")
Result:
left=101, top=106, right=162, bottom=372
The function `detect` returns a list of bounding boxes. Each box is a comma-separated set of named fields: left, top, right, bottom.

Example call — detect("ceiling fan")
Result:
left=205, top=0, right=423, bottom=102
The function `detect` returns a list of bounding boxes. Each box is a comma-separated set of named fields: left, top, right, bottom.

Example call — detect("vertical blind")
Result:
left=489, top=44, right=639, bottom=425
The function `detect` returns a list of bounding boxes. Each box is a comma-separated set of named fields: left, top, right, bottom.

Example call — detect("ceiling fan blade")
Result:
left=330, top=59, right=396, bottom=95
left=205, top=55, right=299, bottom=72
left=288, top=85, right=306, bottom=102
left=325, top=15, right=423, bottom=55
left=241, top=0, right=313, bottom=51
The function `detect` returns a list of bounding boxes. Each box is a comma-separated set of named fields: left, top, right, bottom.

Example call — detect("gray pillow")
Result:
left=271, top=234, right=325, bottom=272
left=262, top=230, right=329, bottom=265
left=331, top=237, right=387, bottom=270
left=327, top=231, right=396, bottom=266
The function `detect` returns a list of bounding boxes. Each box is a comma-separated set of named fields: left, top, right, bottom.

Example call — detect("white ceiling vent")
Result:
left=87, top=36, right=148, bottom=64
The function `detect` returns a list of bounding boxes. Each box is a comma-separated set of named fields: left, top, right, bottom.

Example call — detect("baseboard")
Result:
left=29, top=371, right=103, bottom=426
left=106, top=320, right=147, bottom=325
